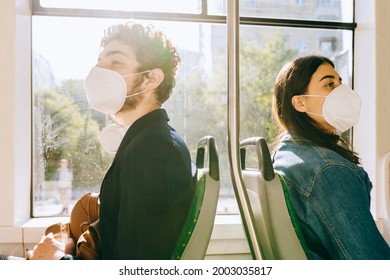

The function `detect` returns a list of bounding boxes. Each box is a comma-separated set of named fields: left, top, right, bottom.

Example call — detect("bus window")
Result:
left=31, top=0, right=355, bottom=217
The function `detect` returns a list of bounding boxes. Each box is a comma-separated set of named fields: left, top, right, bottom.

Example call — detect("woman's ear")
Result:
left=291, top=95, right=307, bottom=113
left=145, top=68, right=164, bottom=90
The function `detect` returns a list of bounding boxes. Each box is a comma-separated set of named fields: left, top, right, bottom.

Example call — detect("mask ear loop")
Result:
left=122, top=70, right=152, bottom=98
left=305, top=111, right=323, bottom=117
left=297, top=95, right=326, bottom=117
left=125, top=89, right=149, bottom=98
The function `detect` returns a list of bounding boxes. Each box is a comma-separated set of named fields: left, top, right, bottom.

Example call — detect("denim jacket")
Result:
left=273, top=132, right=390, bottom=259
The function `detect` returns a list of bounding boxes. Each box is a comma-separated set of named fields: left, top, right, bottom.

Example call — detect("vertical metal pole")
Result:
left=226, top=0, right=262, bottom=260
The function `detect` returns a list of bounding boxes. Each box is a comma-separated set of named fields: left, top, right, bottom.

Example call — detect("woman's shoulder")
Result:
left=276, top=139, right=365, bottom=176
left=274, top=133, right=357, bottom=169
left=273, top=138, right=329, bottom=174
left=273, top=134, right=369, bottom=195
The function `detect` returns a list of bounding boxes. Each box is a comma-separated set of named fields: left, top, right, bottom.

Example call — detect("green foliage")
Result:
left=57, top=79, right=107, bottom=129
left=169, top=32, right=297, bottom=193
left=239, top=32, right=297, bottom=142
left=32, top=32, right=297, bottom=198
left=33, top=83, right=113, bottom=191
left=187, top=31, right=297, bottom=148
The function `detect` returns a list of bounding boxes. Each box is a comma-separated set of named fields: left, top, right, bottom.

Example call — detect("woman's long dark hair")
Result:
left=272, top=55, right=360, bottom=164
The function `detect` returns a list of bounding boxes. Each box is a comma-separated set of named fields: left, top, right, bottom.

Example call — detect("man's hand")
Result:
left=26, top=233, right=66, bottom=260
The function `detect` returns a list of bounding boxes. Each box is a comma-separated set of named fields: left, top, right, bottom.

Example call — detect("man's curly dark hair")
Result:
left=101, top=21, right=181, bottom=104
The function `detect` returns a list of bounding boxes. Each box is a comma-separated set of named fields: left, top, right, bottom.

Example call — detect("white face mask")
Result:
left=303, top=84, right=361, bottom=133
left=84, top=67, right=151, bottom=115
left=99, top=123, right=130, bottom=153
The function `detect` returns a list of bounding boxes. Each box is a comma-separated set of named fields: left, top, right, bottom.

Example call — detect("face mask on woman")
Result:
left=84, top=67, right=151, bottom=115
left=302, top=84, right=361, bottom=133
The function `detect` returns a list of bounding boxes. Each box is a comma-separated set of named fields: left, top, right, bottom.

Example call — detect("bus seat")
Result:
left=240, top=137, right=308, bottom=260
left=171, top=136, right=220, bottom=260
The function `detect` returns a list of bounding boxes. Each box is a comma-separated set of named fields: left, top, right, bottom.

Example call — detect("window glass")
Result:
left=208, top=0, right=354, bottom=22
left=32, top=17, right=233, bottom=216
left=239, top=26, right=353, bottom=144
left=32, top=2, right=354, bottom=217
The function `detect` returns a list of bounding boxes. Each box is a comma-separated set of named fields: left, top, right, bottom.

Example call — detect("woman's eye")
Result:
left=326, top=82, right=334, bottom=88
left=111, top=60, right=122, bottom=65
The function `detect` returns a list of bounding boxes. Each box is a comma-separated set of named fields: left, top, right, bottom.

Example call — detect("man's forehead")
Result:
left=98, top=41, right=133, bottom=58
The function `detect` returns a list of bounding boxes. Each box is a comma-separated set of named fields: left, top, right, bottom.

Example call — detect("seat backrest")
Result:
left=171, top=136, right=220, bottom=260
left=240, top=137, right=308, bottom=260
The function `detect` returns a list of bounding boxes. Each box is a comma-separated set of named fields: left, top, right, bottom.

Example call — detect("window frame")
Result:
left=30, top=0, right=357, bottom=217
left=32, top=0, right=356, bottom=29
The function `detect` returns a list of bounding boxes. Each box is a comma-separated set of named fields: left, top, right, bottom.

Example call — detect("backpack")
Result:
left=45, top=192, right=101, bottom=259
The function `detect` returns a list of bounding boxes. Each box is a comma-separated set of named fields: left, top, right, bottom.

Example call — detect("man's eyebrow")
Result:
left=99, top=50, right=129, bottom=59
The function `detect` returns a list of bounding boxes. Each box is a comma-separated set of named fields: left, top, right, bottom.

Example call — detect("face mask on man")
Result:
left=301, top=84, right=361, bottom=133
left=84, top=67, right=151, bottom=115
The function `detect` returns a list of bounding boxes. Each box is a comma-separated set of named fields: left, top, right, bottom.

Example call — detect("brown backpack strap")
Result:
left=87, top=192, right=100, bottom=223
left=68, top=192, right=100, bottom=240
left=76, top=219, right=101, bottom=260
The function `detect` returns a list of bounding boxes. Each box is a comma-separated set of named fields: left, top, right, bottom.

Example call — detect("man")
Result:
left=27, top=21, right=195, bottom=260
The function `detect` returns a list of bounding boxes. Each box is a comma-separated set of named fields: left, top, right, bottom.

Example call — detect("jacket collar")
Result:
left=113, top=109, right=169, bottom=161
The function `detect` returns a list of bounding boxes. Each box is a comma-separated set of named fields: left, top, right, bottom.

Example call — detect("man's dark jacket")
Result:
left=100, top=109, right=195, bottom=259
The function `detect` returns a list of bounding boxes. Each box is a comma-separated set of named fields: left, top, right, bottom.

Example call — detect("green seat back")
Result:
left=171, top=174, right=206, bottom=260
left=171, top=136, right=220, bottom=260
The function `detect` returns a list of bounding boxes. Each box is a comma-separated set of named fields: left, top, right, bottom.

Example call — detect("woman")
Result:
left=272, top=55, right=390, bottom=259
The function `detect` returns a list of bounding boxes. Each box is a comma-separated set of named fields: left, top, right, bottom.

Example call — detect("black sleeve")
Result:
left=0, top=254, right=26, bottom=260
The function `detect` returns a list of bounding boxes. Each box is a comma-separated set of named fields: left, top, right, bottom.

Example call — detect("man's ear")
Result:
left=291, top=95, right=307, bottom=113
left=145, top=68, right=164, bottom=90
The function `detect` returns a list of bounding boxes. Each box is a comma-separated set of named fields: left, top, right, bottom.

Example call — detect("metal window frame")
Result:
left=32, top=0, right=356, bottom=30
